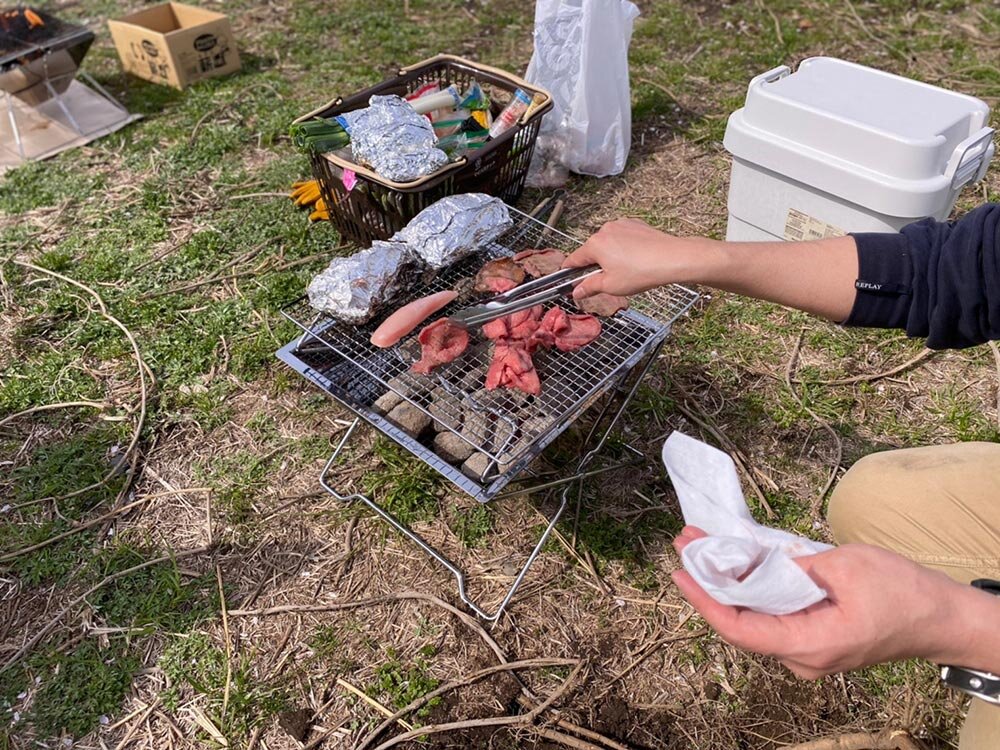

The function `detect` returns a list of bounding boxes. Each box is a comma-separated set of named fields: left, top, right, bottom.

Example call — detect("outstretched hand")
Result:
left=563, top=218, right=710, bottom=300
left=672, top=527, right=974, bottom=678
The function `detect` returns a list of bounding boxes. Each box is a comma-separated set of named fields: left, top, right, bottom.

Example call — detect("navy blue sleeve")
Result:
left=844, top=203, right=1000, bottom=349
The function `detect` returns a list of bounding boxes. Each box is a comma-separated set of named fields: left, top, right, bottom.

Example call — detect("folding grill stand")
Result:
left=315, top=339, right=666, bottom=622
left=2, top=70, right=133, bottom=162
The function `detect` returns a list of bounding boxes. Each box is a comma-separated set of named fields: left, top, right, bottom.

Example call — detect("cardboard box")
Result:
left=108, top=3, right=240, bottom=89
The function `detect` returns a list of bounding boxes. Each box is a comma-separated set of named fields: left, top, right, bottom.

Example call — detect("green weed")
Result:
left=29, top=641, right=138, bottom=739
left=88, top=544, right=216, bottom=631
left=159, top=632, right=286, bottom=743
left=367, top=648, right=441, bottom=719
left=449, top=504, right=493, bottom=548
left=363, top=439, right=442, bottom=523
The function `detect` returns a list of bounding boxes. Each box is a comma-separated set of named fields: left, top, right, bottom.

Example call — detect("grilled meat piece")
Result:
left=411, top=319, right=469, bottom=374
left=473, top=257, right=525, bottom=294
left=577, top=292, right=629, bottom=317
left=513, top=248, right=566, bottom=278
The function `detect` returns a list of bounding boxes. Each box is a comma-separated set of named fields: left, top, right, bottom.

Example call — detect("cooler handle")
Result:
left=747, top=65, right=791, bottom=95
left=946, top=127, right=995, bottom=190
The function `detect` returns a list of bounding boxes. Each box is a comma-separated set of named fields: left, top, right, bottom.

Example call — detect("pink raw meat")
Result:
left=513, top=248, right=566, bottom=278
left=479, top=305, right=601, bottom=394
left=482, top=305, right=543, bottom=341
left=485, top=341, right=542, bottom=396
left=539, top=307, right=602, bottom=352
left=577, top=292, right=629, bottom=317
left=411, top=319, right=469, bottom=374
left=474, top=258, right=525, bottom=294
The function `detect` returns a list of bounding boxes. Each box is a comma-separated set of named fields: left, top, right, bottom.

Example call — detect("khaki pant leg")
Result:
left=826, top=442, right=1000, bottom=584
left=826, top=442, right=1000, bottom=750
left=960, top=700, right=1000, bottom=750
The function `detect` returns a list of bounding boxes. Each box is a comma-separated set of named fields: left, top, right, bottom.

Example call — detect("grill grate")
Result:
left=280, top=210, right=699, bottom=501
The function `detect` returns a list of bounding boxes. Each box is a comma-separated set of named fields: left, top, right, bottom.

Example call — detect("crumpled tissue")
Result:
left=661, top=431, right=833, bottom=615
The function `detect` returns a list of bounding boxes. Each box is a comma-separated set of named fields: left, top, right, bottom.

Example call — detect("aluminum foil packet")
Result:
left=339, top=95, right=449, bottom=182
left=392, top=194, right=513, bottom=270
left=307, top=241, right=420, bottom=323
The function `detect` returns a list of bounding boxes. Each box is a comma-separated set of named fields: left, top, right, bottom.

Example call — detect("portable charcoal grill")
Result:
left=1, top=6, right=136, bottom=169
left=0, top=6, right=93, bottom=106
left=278, top=210, right=699, bottom=619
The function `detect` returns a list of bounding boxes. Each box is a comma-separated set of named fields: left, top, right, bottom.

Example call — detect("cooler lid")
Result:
left=724, top=57, right=994, bottom=217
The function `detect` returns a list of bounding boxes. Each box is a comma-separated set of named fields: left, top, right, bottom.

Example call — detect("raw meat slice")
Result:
left=481, top=317, right=509, bottom=340
left=577, top=292, right=629, bottom=317
left=480, top=305, right=543, bottom=341
left=508, top=305, right=544, bottom=339
left=513, top=248, right=565, bottom=278
left=485, top=342, right=541, bottom=396
left=474, top=258, right=525, bottom=294
left=411, top=319, right=469, bottom=374
left=540, top=307, right=602, bottom=352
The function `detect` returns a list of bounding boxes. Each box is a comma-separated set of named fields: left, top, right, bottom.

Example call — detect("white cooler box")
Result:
left=723, top=57, right=994, bottom=241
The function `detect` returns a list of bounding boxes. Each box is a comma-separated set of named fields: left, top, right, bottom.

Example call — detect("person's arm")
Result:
left=566, top=205, right=1000, bottom=348
left=672, top=527, right=1000, bottom=680
left=564, top=219, right=858, bottom=321
left=848, top=202, right=1000, bottom=349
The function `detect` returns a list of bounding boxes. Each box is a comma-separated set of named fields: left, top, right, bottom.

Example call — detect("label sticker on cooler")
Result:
left=784, top=208, right=844, bottom=241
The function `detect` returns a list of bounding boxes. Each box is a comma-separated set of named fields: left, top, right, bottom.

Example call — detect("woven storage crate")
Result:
left=294, top=53, right=552, bottom=247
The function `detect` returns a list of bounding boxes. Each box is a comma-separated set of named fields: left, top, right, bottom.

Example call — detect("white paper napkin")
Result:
left=661, top=431, right=833, bottom=615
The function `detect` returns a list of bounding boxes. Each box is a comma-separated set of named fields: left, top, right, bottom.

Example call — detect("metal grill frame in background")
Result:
left=277, top=211, right=699, bottom=619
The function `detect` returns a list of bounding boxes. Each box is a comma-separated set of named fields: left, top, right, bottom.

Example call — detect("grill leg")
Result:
left=319, top=417, right=568, bottom=622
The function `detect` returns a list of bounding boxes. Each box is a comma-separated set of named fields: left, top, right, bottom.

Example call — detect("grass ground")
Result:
left=2, top=1, right=999, bottom=748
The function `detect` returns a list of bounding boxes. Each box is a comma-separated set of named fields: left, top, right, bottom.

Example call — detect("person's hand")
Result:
left=563, top=218, right=712, bottom=300
left=671, top=526, right=976, bottom=679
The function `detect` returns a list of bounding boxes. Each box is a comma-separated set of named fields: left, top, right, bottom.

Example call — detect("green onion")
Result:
left=289, top=117, right=351, bottom=154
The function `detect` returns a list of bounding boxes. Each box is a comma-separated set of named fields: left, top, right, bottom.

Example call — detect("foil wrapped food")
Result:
left=393, top=194, right=513, bottom=270
left=307, top=241, right=421, bottom=323
left=339, top=95, right=449, bottom=182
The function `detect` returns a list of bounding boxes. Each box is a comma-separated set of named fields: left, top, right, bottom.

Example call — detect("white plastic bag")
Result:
left=525, top=0, right=639, bottom=185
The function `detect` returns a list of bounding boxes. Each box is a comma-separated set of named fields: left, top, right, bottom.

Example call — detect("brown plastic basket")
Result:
left=294, top=54, right=553, bottom=247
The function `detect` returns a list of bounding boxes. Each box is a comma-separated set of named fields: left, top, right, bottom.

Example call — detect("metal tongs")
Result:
left=447, top=263, right=602, bottom=330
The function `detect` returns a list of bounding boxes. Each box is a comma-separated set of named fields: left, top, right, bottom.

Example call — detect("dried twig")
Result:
left=0, top=400, right=109, bottom=430
left=785, top=331, right=843, bottom=517
left=138, top=244, right=345, bottom=300
left=841, top=0, right=904, bottom=59
left=216, top=565, right=234, bottom=721
left=754, top=0, right=784, bottom=46
left=230, top=192, right=291, bottom=200
left=791, top=347, right=936, bottom=386
left=371, top=662, right=585, bottom=750
left=635, top=77, right=687, bottom=111
left=356, top=657, right=579, bottom=750
left=0, top=546, right=211, bottom=674
left=0, top=496, right=149, bottom=562
left=5, top=260, right=151, bottom=510
left=229, top=593, right=627, bottom=750
left=336, top=677, right=413, bottom=732
left=595, top=628, right=709, bottom=700
left=534, top=727, right=606, bottom=750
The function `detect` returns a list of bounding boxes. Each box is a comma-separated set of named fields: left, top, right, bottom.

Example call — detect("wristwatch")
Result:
left=940, top=579, right=1000, bottom=705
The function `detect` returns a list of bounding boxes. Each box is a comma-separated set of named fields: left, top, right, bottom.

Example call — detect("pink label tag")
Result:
left=342, top=169, right=357, bottom=192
